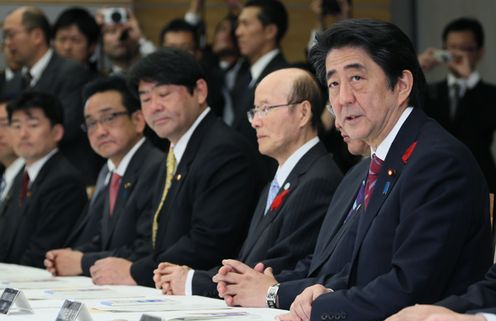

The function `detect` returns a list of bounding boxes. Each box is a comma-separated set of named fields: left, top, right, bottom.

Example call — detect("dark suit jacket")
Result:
left=276, top=158, right=370, bottom=308
left=424, top=79, right=496, bottom=192
left=308, top=108, right=493, bottom=321
left=64, top=165, right=109, bottom=247
left=191, top=142, right=343, bottom=297
left=0, top=152, right=87, bottom=268
left=2, top=52, right=103, bottom=184
left=436, top=263, right=496, bottom=314
left=130, top=112, right=263, bottom=287
left=75, top=140, right=162, bottom=275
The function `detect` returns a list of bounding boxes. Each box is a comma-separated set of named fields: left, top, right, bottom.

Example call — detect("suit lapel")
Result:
left=101, top=141, right=150, bottom=248
left=155, top=114, right=215, bottom=248
left=240, top=143, right=328, bottom=260
left=348, top=109, right=426, bottom=280
left=309, top=159, right=369, bottom=274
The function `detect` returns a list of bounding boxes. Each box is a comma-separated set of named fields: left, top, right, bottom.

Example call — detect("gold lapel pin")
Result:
left=26, top=191, right=32, bottom=198
left=124, top=182, right=132, bottom=189
left=176, top=174, right=182, bottom=181
left=387, top=168, right=396, bottom=177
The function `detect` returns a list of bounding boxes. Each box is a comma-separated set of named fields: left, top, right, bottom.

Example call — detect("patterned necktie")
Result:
left=151, top=148, right=177, bottom=247
left=345, top=179, right=366, bottom=222
left=364, top=154, right=384, bottom=209
left=108, top=172, right=122, bottom=216
left=265, top=178, right=280, bottom=214
left=19, top=171, right=30, bottom=204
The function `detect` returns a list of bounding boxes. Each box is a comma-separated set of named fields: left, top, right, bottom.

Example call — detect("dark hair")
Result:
left=244, top=0, right=288, bottom=44
left=309, top=19, right=426, bottom=109
left=53, top=7, right=100, bottom=47
left=214, top=13, right=240, bottom=54
left=21, top=7, right=52, bottom=47
left=128, top=48, right=206, bottom=96
left=7, top=91, right=64, bottom=126
left=442, top=17, right=484, bottom=49
left=287, top=71, right=323, bottom=130
left=159, top=18, right=199, bottom=50
left=83, top=76, right=140, bottom=114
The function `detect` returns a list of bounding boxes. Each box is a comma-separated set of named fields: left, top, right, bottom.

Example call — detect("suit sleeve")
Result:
left=311, top=148, right=492, bottom=321
left=437, top=264, right=496, bottom=313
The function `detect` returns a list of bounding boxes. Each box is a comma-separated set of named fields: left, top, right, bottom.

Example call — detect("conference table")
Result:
left=0, top=263, right=287, bottom=321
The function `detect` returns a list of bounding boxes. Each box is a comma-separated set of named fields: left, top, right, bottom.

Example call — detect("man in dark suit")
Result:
left=151, top=68, right=343, bottom=297
left=386, top=264, right=496, bottom=321
left=0, top=92, right=87, bottom=268
left=87, top=48, right=262, bottom=287
left=419, top=17, right=496, bottom=192
left=43, top=76, right=162, bottom=276
left=2, top=6, right=101, bottom=185
left=231, top=0, right=290, bottom=146
left=215, top=20, right=493, bottom=321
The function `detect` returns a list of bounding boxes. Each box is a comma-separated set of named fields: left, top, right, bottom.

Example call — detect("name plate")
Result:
left=139, top=314, right=163, bottom=321
left=55, top=300, right=93, bottom=321
left=0, top=288, right=33, bottom=314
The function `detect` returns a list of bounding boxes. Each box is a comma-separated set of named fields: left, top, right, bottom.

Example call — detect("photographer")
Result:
left=97, top=7, right=155, bottom=75
left=421, top=17, right=496, bottom=192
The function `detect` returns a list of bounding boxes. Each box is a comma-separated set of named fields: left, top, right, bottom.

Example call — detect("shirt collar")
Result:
left=25, top=148, right=58, bottom=183
left=172, top=107, right=211, bottom=164
left=274, top=136, right=320, bottom=187
left=249, top=49, right=280, bottom=87
left=372, top=107, right=413, bottom=161
left=22, top=49, right=53, bottom=87
left=107, top=137, right=146, bottom=177
left=447, top=71, right=480, bottom=91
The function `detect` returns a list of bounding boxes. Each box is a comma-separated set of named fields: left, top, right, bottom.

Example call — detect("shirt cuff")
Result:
left=185, top=269, right=195, bottom=296
left=479, top=313, right=496, bottom=321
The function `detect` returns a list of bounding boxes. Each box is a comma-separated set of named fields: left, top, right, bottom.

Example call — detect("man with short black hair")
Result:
left=44, top=76, right=162, bottom=277
left=0, top=92, right=87, bottom=268
left=419, top=17, right=496, bottom=192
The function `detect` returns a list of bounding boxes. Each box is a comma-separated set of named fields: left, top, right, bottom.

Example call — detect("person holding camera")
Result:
left=420, top=17, right=496, bottom=192
left=97, top=7, right=155, bottom=75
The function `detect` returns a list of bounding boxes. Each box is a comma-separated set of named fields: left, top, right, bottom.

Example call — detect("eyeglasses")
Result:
left=81, top=111, right=129, bottom=133
left=247, top=102, right=302, bottom=123
left=325, top=103, right=335, bottom=116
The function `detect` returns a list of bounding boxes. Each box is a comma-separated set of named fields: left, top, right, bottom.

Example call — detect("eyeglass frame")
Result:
left=81, top=111, right=130, bottom=133
left=246, top=101, right=303, bottom=123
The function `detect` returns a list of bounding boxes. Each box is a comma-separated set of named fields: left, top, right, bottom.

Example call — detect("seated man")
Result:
left=44, top=76, right=162, bottom=276
left=152, top=68, right=343, bottom=297
left=0, top=92, right=87, bottom=267
left=87, top=48, right=263, bottom=287
left=214, top=19, right=493, bottom=321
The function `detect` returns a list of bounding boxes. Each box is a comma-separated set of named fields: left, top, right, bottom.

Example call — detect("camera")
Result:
left=321, top=0, right=352, bottom=15
left=432, top=50, right=453, bottom=63
left=102, top=8, right=128, bottom=25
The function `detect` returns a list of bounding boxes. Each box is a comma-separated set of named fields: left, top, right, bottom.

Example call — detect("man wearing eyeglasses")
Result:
left=0, top=92, right=87, bottom=268
left=418, top=17, right=496, bottom=192
left=43, top=76, right=162, bottom=277
left=152, top=68, right=342, bottom=298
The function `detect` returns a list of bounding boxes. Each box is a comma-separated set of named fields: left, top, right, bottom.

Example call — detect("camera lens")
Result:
left=110, top=10, right=122, bottom=24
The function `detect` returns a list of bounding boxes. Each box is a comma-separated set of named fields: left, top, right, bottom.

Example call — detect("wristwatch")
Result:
left=266, top=283, right=280, bottom=308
